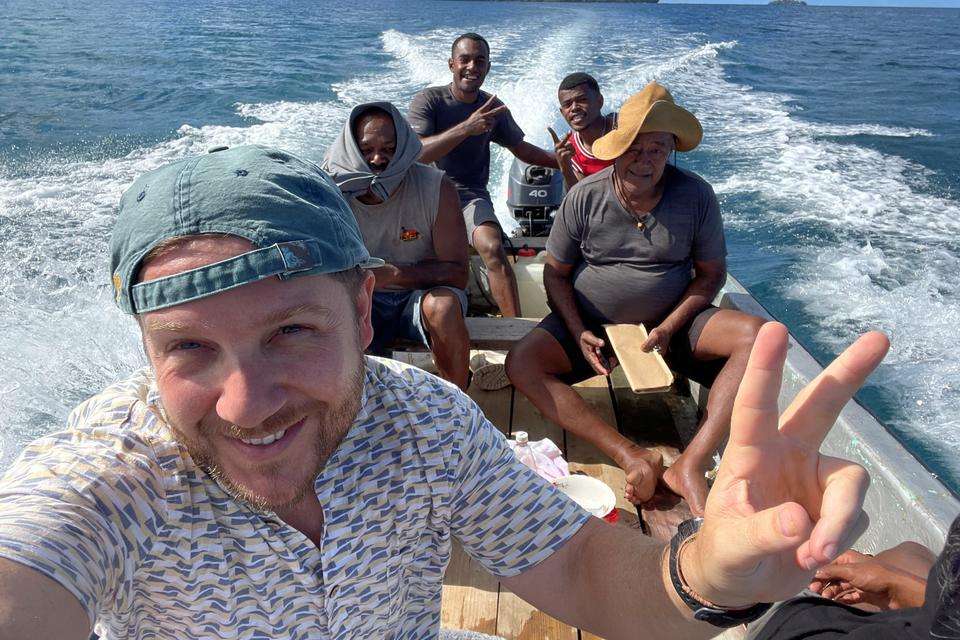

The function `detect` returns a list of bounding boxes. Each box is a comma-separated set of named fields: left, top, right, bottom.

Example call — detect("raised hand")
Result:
left=462, top=94, right=509, bottom=137
left=681, top=322, right=890, bottom=607
left=548, top=127, right=574, bottom=168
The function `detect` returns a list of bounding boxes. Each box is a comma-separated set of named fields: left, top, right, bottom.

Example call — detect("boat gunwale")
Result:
left=715, top=275, right=959, bottom=548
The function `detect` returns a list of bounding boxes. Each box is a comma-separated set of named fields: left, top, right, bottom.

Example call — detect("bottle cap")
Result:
left=514, top=431, right=529, bottom=444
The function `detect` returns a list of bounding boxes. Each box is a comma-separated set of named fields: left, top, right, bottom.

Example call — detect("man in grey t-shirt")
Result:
left=408, top=32, right=559, bottom=317
left=507, top=82, right=766, bottom=515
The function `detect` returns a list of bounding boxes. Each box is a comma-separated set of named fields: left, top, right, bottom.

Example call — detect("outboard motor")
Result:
left=506, top=159, right=564, bottom=236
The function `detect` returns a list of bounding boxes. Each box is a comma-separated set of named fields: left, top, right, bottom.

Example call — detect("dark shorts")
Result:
left=368, top=286, right=468, bottom=356
left=536, top=307, right=726, bottom=387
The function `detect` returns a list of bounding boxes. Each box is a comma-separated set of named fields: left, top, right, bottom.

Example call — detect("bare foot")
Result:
left=662, top=459, right=709, bottom=516
left=617, top=445, right=664, bottom=504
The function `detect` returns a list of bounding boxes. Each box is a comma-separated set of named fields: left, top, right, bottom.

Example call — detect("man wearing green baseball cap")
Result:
left=0, top=144, right=889, bottom=640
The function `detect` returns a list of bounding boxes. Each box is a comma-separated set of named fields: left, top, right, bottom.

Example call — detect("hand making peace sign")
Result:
left=683, top=322, right=890, bottom=608
left=462, top=94, right=509, bottom=136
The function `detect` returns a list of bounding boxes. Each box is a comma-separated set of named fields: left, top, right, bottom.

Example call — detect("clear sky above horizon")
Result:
left=663, top=0, right=960, bottom=6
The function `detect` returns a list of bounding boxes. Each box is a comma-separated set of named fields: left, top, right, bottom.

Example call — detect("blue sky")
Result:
left=664, top=0, right=960, bottom=6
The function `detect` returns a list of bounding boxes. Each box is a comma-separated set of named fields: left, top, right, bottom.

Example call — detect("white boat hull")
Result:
left=707, top=275, right=959, bottom=552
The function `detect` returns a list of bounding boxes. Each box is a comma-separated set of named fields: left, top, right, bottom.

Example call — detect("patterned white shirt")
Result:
left=0, top=357, right=589, bottom=639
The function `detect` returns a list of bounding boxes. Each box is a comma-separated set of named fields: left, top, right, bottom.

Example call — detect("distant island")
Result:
left=459, top=0, right=659, bottom=3
left=769, top=0, right=807, bottom=4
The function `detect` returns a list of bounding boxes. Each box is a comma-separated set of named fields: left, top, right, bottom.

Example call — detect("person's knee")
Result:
left=506, top=336, right=554, bottom=390
left=736, top=315, right=766, bottom=352
left=473, top=229, right=508, bottom=269
left=421, top=290, right=463, bottom=329
left=718, top=315, right=766, bottom=358
left=506, top=340, right=536, bottom=386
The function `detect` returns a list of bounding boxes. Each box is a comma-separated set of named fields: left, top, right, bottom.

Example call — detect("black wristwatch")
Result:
left=668, top=517, right=772, bottom=628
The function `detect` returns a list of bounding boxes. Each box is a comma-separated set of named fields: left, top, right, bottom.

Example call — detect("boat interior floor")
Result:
left=435, top=356, right=743, bottom=639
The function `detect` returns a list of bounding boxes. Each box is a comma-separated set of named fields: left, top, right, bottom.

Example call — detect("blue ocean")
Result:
left=1, top=0, right=959, bottom=492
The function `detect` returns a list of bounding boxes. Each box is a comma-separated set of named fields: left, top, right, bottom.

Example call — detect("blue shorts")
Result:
left=368, top=287, right=469, bottom=356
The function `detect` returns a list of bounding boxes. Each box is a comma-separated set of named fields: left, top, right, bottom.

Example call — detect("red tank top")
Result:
left=569, top=112, right=618, bottom=177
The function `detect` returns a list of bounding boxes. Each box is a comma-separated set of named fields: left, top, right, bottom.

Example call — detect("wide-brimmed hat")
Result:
left=592, top=81, right=702, bottom=159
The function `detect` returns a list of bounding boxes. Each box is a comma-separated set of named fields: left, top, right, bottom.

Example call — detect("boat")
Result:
left=430, top=161, right=960, bottom=639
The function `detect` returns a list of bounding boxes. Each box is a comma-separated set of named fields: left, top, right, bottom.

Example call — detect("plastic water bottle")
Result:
left=513, top=431, right=541, bottom=475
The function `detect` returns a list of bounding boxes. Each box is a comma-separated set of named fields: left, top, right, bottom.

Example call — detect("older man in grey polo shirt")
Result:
left=507, top=82, right=767, bottom=515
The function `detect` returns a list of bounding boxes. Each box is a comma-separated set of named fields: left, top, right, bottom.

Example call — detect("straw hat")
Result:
left=592, top=81, right=703, bottom=160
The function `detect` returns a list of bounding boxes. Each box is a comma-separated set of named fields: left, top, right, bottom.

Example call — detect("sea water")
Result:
left=1, top=0, right=958, bottom=492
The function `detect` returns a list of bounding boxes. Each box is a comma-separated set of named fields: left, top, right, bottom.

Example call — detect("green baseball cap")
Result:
left=110, top=145, right=383, bottom=315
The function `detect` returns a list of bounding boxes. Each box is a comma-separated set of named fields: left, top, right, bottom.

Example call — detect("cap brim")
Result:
left=593, top=101, right=703, bottom=159
left=359, top=256, right=386, bottom=269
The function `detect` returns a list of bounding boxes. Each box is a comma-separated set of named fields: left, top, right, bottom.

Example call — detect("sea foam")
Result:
left=1, top=18, right=957, bottom=489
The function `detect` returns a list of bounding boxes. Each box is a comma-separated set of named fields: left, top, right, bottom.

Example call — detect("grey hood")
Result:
left=322, top=101, right=423, bottom=201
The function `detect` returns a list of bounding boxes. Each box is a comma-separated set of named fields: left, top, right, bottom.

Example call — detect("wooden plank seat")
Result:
left=390, top=316, right=541, bottom=352
left=467, top=235, right=548, bottom=256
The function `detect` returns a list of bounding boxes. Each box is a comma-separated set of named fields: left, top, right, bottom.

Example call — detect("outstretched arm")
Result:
left=503, top=518, right=713, bottom=639
left=0, top=558, right=90, bottom=639
left=371, top=178, right=468, bottom=291
left=508, top=140, right=560, bottom=169
left=504, top=323, right=889, bottom=639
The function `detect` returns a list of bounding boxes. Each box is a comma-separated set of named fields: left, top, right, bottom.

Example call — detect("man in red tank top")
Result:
left=552, top=73, right=618, bottom=188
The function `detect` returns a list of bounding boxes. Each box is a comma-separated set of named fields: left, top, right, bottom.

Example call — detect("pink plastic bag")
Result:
left=507, top=431, right=570, bottom=482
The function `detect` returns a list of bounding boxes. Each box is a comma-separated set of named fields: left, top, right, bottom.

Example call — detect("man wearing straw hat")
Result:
left=508, top=81, right=767, bottom=515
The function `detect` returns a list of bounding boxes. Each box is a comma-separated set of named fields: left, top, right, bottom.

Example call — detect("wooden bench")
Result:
left=439, top=359, right=723, bottom=639
left=465, top=317, right=540, bottom=350
left=391, top=316, right=541, bottom=352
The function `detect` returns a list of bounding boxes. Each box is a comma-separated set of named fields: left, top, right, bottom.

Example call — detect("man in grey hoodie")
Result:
left=324, top=102, right=471, bottom=389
